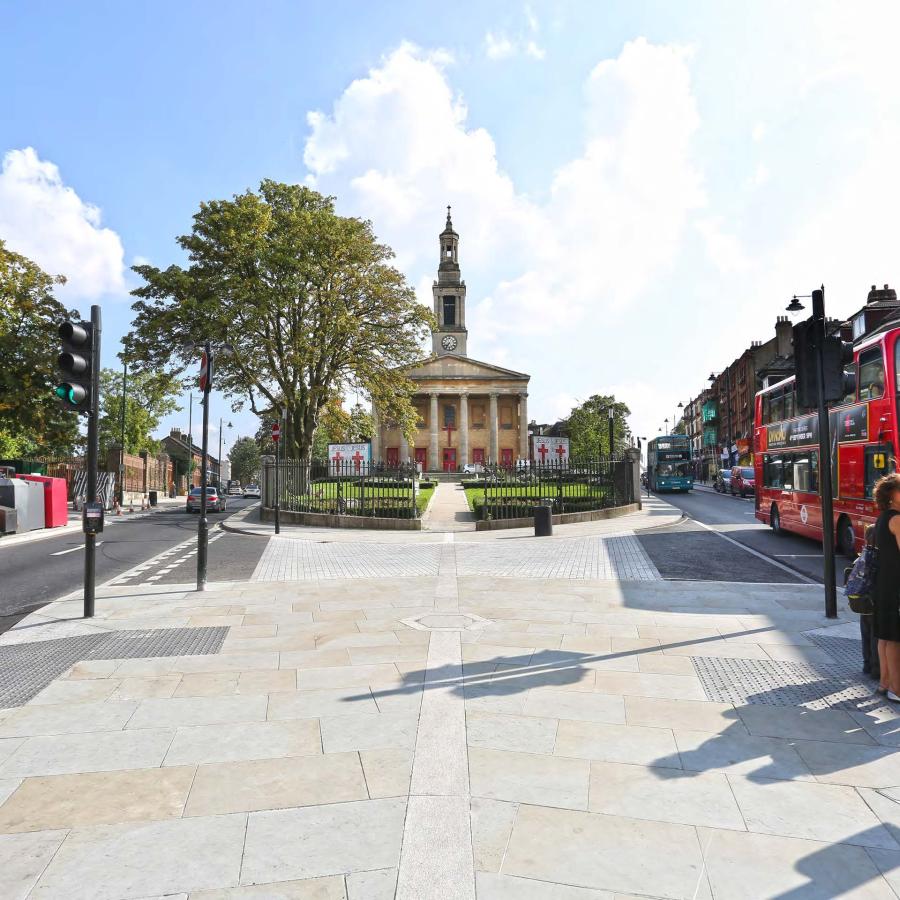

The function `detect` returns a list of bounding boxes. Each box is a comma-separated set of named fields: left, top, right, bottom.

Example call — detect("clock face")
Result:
left=441, top=335, right=458, bottom=351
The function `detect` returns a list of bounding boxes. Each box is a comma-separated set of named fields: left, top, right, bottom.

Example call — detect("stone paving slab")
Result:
left=0, top=564, right=897, bottom=898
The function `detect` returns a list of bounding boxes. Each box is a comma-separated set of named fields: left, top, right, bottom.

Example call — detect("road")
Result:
left=0, top=497, right=267, bottom=629
left=639, top=484, right=853, bottom=584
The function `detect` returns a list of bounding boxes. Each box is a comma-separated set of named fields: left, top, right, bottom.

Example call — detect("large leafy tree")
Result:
left=228, top=436, right=261, bottom=484
left=97, top=367, right=180, bottom=457
left=0, top=240, right=79, bottom=456
left=565, top=394, right=631, bottom=458
left=125, top=181, right=433, bottom=463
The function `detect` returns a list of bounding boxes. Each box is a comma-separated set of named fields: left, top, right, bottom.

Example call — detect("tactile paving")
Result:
left=0, top=626, right=228, bottom=708
left=693, top=631, right=881, bottom=711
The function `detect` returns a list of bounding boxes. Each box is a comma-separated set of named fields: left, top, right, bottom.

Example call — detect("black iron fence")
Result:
left=473, top=456, right=635, bottom=521
left=263, top=459, right=430, bottom=519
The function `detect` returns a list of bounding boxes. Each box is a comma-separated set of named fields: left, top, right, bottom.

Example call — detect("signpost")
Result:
left=272, top=420, right=281, bottom=535
left=197, top=344, right=212, bottom=591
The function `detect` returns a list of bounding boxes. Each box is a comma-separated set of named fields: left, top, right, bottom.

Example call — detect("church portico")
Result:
left=375, top=208, right=531, bottom=472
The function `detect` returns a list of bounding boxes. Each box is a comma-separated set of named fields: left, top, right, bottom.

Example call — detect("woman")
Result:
left=872, top=473, right=900, bottom=700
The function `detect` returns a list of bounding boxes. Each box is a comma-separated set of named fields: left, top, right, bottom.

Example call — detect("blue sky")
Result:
left=3, top=1, right=899, bottom=452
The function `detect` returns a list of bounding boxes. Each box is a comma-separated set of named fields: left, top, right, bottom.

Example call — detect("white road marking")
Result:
left=774, top=554, right=824, bottom=558
left=689, top=517, right=817, bottom=584
left=50, top=541, right=103, bottom=556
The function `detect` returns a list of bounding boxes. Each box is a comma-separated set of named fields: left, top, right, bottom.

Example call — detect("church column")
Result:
left=371, top=405, right=381, bottom=461
left=519, top=393, right=529, bottom=459
left=429, top=392, right=439, bottom=471
left=489, top=393, right=499, bottom=463
left=459, top=393, right=469, bottom=466
left=399, top=432, right=409, bottom=464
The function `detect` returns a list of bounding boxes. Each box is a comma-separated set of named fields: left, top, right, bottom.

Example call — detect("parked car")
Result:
left=186, top=486, right=226, bottom=513
left=730, top=465, right=756, bottom=498
left=713, top=470, right=732, bottom=493
left=462, top=463, right=484, bottom=475
left=243, top=484, right=261, bottom=499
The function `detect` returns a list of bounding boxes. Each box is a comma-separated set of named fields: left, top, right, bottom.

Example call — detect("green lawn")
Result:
left=464, top=483, right=605, bottom=512
left=285, top=479, right=434, bottom=517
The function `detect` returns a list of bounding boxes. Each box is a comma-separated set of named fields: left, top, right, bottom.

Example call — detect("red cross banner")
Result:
left=531, top=435, right=569, bottom=467
left=198, top=351, right=210, bottom=393
left=327, top=442, right=371, bottom=476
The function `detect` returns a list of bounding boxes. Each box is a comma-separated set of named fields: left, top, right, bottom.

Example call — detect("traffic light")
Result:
left=822, top=336, right=855, bottom=402
left=55, top=320, right=94, bottom=413
left=793, top=319, right=816, bottom=409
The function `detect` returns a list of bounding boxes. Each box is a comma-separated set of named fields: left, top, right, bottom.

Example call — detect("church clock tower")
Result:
left=432, top=206, right=467, bottom=357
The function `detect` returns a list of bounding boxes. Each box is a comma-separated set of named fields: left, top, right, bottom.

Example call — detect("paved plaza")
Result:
left=0, top=503, right=899, bottom=898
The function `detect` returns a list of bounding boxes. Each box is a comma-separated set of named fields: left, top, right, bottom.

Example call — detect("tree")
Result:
left=565, top=395, right=631, bottom=458
left=228, top=436, right=261, bottom=484
left=0, top=240, right=79, bottom=456
left=97, top=367, right=180, bottom=458
left=125, top=181, right=433, bottom=465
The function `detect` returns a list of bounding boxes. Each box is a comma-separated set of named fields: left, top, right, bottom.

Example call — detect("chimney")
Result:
left=867, top=283, right=898, bottom=305
left=775, top=315, right=792, bottom=357
left=170, top=427, right=182, bottom=438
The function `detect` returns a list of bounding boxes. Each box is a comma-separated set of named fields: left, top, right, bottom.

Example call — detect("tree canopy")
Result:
left=0, top=240, right=79, bottom=456
left=125, top=181, right=433, bottom=463
left=228, top=436, right=261, bottom=484
left=565, top=394, right=631, bottom=457
left=97, top=367, right=181, bottom=458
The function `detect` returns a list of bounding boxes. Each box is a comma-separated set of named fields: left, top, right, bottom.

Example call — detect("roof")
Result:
left=405, top=352, right=530, bottom=382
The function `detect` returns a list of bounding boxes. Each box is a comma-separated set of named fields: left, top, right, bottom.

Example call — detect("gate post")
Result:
left=625, top=447, right=641, bottom=509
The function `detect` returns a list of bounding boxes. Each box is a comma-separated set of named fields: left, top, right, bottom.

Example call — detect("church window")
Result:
left=443, top=295, right=456, bottom=326
left=414, top=404, right=426, bottom=428
left=500, top=405, right=513, bottom=430
left=443, top=403, right=456, bottom=427
left=471, top=403, right=485, bottom=428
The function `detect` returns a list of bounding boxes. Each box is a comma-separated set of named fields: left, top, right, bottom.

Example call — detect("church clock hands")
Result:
left=441, top=335, right=458, bottom=351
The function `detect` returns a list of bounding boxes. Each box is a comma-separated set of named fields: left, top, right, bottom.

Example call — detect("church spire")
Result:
left=432, top=204, right=467, bottom=356
left=438, top=204, right=460, bottom=277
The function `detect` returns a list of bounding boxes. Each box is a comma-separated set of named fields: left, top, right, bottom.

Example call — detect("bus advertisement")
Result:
left=647, top=434, right=694, bottom=492
left=754, top=325, right=898, bottom=555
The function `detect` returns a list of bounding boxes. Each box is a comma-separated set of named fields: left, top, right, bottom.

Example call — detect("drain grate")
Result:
left=0, top=626, right=228, bottom=708
left=693, top=630, right=882, bottom=711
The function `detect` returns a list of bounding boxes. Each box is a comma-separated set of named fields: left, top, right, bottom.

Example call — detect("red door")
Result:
left=472, top=448, right=485, bottom=465
left=414, top=448, right=427, bottom=470
left=443, top=448, right=457, bottom=471
left=386, top=447, right=399, bottom=467
left=500, top=448, right=513, bottom=466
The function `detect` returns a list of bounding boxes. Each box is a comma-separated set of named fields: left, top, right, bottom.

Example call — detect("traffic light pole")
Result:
left=197, top=343, right=212, bottom=592
left=274, top=424, right=281, bottom=535
left=812, top=288, right=838, bottom=619
left=84, top=305, right=101, bottom=618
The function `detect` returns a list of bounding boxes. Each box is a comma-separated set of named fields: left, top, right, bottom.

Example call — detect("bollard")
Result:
left=534, top=502, right=553, bottom=537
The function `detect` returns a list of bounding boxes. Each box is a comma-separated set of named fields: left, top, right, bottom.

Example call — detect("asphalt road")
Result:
left=642, top=485, right=853, bottom=584
left=0, top=497, right=265, bottom=627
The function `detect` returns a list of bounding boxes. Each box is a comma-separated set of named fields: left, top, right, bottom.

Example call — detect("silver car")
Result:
left=186, top=486, right=226, bottom=513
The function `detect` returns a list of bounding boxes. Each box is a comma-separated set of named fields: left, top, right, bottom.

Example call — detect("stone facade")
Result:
left=374, top=209, right=531, bottom=471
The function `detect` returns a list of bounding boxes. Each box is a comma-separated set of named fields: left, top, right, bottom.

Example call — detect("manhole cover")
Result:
left=402, top=612, right=492, bottom=632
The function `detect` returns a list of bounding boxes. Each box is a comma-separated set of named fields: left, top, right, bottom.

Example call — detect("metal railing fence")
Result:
left=263, top=459, right=424, bottom=519
left=476, top=456, right=635, bottom=521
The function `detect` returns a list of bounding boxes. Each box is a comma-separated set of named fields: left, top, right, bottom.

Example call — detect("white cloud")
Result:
left=484, top=32, right=515, bottom=61
left=0, top=147, right=126, bottom=298
left=304, top=40, right=705, bottom=427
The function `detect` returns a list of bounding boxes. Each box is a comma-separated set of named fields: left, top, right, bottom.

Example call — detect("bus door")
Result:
left=790, top=451, right=820, bottom=538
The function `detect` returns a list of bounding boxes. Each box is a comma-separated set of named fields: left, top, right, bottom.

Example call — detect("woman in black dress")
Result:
left=872, top=474, right=900, bottom=701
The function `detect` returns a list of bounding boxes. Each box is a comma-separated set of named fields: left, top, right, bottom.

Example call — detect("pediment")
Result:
left=406, top=353, right=529, bottom=382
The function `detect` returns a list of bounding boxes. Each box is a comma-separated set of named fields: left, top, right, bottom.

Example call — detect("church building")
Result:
left=372, top=209, right=531, bottom=471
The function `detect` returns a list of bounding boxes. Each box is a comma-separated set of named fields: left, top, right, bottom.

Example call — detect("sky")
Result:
left=3, top=0, right=900, bottom=454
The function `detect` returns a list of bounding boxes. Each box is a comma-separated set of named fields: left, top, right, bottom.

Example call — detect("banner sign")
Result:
left=835, top=404, right=868, bottom=443
left=767, top=414, right=818, bottom=450
left=328, top=442, right=371, bottom=475
left=531, top=436, right=569, bottom=465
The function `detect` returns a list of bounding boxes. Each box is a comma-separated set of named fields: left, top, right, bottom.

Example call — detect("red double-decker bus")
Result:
left=754, top=325, right=898, bottom=555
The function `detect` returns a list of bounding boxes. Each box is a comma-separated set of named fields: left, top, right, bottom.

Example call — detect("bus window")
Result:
left=865, top=445, right=893, bottom=498
left=841, top=364, right=857, bottom=404
left=784, top=388, right=795, bottom=420
left=793, top=455, right=817, bottom=492
left=770, top=388, right=784, bottom=422
left=762, top=393, right=770, bottom=424
left=782, top=455, right=794, bottom=490
left=764, top=455, right=784, bottom=489
left=859, top=348, right=885, bottom=401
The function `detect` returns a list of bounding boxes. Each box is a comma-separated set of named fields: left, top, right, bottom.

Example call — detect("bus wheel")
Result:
left=770, top=504, right=782, bottom=536
left=837, top=517, right=855, bottom=557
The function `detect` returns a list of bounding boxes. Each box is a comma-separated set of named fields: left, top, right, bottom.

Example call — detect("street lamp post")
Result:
left=118, top=361, right=127, bottom=507
left=217, top=418, right=233, bottom=490
left=787, top=287, right=838, bottom=619
left=607, top=407, right=615, bottom=456
left=197, top=342, right=212, bottom=591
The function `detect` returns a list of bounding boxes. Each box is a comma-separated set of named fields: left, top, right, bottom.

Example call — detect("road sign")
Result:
left=199, top=352, right=209, bottom=393
left=271, top=421, right=281, bottom=442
